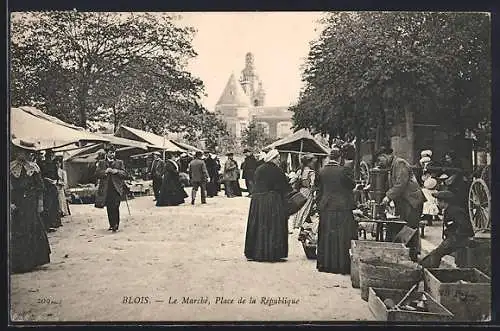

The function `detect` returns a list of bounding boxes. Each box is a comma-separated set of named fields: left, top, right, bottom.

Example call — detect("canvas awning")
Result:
left=115, top=125, right=184, bottom=152
left=263, top=129, right=331, bottom=155
left=11, top=106, right=108, bottom=150
left=170, top=140, right=203, bottom=153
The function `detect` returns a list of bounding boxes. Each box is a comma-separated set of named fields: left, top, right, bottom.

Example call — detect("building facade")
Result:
left=214, top=52, right=294, bottom=140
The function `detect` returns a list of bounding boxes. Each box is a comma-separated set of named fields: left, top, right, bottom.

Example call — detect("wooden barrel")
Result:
left=350, top=240, right=410, bottom=289
left=359, top=257, right=422, bottom=301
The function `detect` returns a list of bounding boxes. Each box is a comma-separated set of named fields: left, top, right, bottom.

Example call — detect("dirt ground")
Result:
left=10, top=192, right=374, bottom=323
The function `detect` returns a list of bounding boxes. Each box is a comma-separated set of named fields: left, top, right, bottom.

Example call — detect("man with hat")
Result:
left=188, top=151, right=209, bottom=205
left=95, top=144, right=128, bottom=232
left=419, top=190, right=474, bottom=268
left=241, top=148, right=258, bottom=197
left=377, top=145, right=425, bottom=261
left=150, top=152, right=165, bottom=202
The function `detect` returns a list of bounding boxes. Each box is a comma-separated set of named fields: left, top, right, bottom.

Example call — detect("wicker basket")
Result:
left=359, top=257, right=422, bottom=301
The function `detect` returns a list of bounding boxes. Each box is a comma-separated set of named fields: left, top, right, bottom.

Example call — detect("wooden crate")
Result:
left=368, top=287, right=454, bottom=321
left=455, top=237, right=491, bottom=277
left=423, top=268, right=491, bottom=321
left=350, top=240, right=410, bottom=288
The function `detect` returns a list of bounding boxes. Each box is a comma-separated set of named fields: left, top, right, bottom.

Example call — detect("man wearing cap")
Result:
left=241, top=148, right=258, bottom=197
left=150, top=152, right=165, bottom=202
left=377, top=146, right=425, bottom=261
left=188, top=151, right=209, bottom=205
left=419, top=190, right=474, bottom=268
left=95, top=145, right=128, bottom=232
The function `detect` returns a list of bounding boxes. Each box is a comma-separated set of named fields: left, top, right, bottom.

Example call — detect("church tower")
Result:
left=240, top=52, right=266, bottom=107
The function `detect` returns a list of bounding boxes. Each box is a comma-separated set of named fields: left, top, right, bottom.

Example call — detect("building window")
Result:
left=254, top=99, right=259, bottom=106
left=277, top=121, right=292, bottom=138
left=240, top=121, right=248, bottom=136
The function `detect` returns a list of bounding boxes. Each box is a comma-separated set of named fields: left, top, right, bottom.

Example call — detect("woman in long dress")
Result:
left=55, top=157, right=70, bottom=217
left=316, top=147, right=357, bottom=274
left=10, top=139, right=51, bottom=273
left=292, top=154, right=317, bottom=230
left=156, top=153, right=188, bottom=206
left=244, top=149, right=293, bottom=262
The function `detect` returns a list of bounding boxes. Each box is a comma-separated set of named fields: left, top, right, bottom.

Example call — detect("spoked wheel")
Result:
left=468, top=178, right=491, bottom=233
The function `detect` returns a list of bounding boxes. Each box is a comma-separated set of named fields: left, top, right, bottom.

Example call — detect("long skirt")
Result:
left=292, top=188, right=314, bottom=229
left=42, top=181, right=61, bottom=228
left=206, top=176, right=219, bottom=197
left=57, top=187, right=70, bottom=217
left=244, top=192, right=288, bottom=261
left=317, top=210, right=357, bottom=274
left=10, top=196, right=51, bottom=273
left=156, top=176, right=187, bottom=206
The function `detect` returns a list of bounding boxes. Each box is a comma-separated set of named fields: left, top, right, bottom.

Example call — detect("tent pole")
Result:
left=299, top=140, right=303, bottom=156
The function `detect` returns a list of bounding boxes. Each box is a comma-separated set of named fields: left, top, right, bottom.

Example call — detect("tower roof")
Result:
left=216, top=72, right=251, bottom=107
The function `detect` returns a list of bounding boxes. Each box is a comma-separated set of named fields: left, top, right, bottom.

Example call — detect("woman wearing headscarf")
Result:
left=316, top=147, right=357, bottom=274
left=244, top=149, right=293, bottom=262
left=292, top=153, right=317, bottom=230
left=10, top=138, right=51, bottom=273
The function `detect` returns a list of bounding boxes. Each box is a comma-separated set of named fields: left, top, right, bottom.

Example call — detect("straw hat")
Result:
left=264, top=149, right=280, bottom=163
left=420, top=156, right=431, bottom=164
left=423, top=177, right=437, bottom=190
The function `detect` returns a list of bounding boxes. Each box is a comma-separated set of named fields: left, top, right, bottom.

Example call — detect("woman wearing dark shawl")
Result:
left=205, top=153, right=221, bottom=197
left=156, top=153, right=188, bottom=206
left=10, top=138, right=51, bottom=273
left=316, top=147, right=357, bottom=274
left=244, top=149, right=293, bottom=262
left=40, top=149, right=62, bottom=230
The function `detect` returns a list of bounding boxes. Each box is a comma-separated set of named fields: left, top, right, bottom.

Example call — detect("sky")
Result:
left=178, top=12, right=325, bottom=110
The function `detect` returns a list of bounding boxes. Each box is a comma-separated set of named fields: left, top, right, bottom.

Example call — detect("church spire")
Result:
left=239, top=52, right=265, bottom=106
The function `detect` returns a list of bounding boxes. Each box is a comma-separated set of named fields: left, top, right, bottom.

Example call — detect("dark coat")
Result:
left=95, top=158, right=128, bottom=207
left=188, top=158, right=209, bottom=183
left=241, top=155, right=258, bottom=180
left=443, top=205, right=474, bottom=239
left=150, top=158, right=166, bottom=178
left=316, top=161, right=355, bottom=211
left=253, top=162, right=292, bottom=196
left=386, top=156, right=425, bottom=209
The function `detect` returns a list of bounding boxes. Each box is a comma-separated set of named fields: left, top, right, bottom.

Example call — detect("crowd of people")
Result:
left=244, top=143, right=476, bottom=277
left=9, top=138, right=71, bottom=273
left=10, top=137, right=475, bottom=277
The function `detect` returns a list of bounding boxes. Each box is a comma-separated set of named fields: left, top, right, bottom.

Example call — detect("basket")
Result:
left=359, top=257, right=422, bottom=301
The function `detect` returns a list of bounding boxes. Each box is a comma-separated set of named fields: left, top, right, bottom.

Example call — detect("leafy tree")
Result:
left=241, top=119, right=273, bottom=150
left=10, top=11, right=204, bottom=130
left=291, top=12, right=491, bottom=166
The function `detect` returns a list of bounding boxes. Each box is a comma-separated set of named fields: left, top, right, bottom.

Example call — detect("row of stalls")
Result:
left=10, top=106, right=202, bottom=201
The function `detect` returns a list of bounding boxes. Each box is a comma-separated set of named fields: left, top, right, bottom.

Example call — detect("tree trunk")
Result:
left=405, top=105, right=415, bottom=164
left=353, top=104, right=361, bottom=181
left=77, top=86, right=88, bottom=129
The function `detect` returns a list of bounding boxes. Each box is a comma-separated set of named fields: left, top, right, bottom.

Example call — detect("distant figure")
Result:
left=421, top=177, right=439, bottom=226
left=188, top=151, right=209, bottom=205
left=95, top=145, right=128, bottom=232
left=150, top=152, right=165, bottom=202
left=10, top=138, right=51, bottom=273
left=223, top=152, right=241, bottom=198
left=244, top=149, right=293, bottom=262
left=156, top=152, right=187, bottom=206
left=316, top=147, right=357, bottom=274
left=241, top=148, right=258, bottom=197
left=55, top=156, right=70, bottom=217
left=205, top=152, right=221, bottom=198
left=40, top=149, right=61, bottom=231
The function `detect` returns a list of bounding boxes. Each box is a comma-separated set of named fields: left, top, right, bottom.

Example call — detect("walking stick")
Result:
left=123, top=184, right=131, bottom=216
